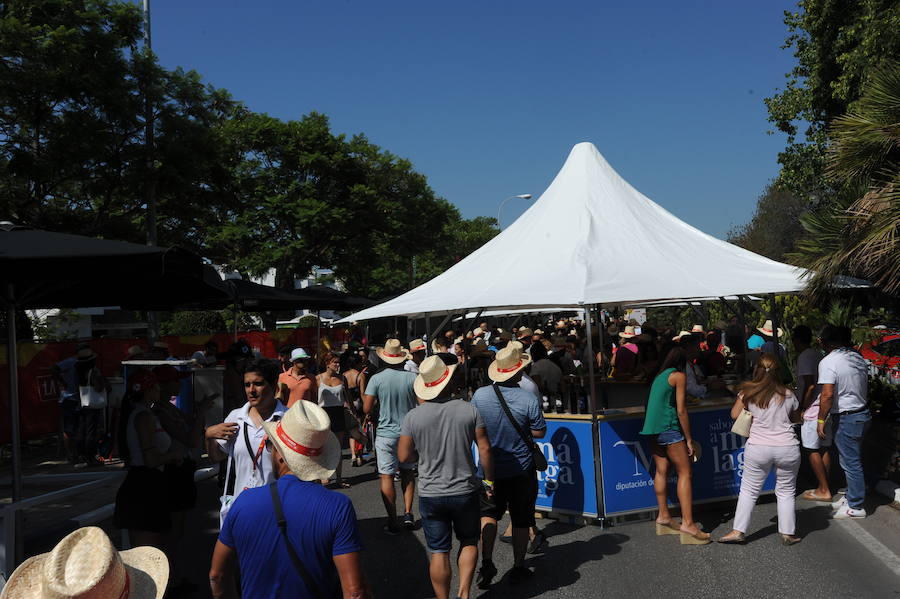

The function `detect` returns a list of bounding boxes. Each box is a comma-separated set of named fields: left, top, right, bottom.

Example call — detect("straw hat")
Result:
left=618, top=326, right=638, bottom=339
left=261, top=401, right=341, bottom=482
left=691, top=324, right=705, bottom=334
left=414, top=355, right=458, bottom=400
left=469, top=338, right=492, bottom=357
left=757, top=320, right=784, bottom=338
left=488, top=344, right=532, bottom=383
left=409, top=339, right=426, bottom=353
left=0, top=526, right=168, bottom=599
left=672, top=330, right=693, bottom=342
left=517, top=327, right=533, bottom=339
left=76, top=346, right=97, bottom=362
left=534, top=328, right=544, bottom=335
left=376, top=339, right=411, bottom=365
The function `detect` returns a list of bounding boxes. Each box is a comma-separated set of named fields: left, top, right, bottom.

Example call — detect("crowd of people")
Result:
left=13, top=314, right=875, bottom=598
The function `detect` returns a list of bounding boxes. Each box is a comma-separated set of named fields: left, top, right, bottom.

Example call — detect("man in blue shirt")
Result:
left=471, top=345, right=546, bottom=588
left=210, top=401, right=370, bottom=599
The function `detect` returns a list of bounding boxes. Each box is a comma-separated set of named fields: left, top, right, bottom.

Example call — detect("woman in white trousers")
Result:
left=719, top=353, right=802, bottom=545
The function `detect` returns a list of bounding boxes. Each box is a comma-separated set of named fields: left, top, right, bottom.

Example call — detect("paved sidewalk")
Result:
left=6, top=451, right=900, bottom=597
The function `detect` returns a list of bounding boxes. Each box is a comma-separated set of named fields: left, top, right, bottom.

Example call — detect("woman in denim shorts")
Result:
left=640, top=346, right=709, bottom=544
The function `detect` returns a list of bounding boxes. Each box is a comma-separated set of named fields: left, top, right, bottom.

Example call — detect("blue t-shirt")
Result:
left=219, top=475, right=363, bottom=599
left=365, top=367, right=417, bottom=438
left=471, top=384, right=546, bottom=478
left=747, top=334, right=765, bottom=350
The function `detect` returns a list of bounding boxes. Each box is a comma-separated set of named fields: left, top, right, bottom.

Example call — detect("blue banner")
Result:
left=535, top=419, right=598, bottom=517
left=598, top=408, right=775, bottom=516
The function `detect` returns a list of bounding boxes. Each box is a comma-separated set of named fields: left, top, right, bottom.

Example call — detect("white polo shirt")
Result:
left=817, top=348, right=868, bottom=414
left=217, top=400, right=286, bottom=500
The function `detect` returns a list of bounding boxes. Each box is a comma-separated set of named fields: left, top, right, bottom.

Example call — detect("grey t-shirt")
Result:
left=400, top=397, right=485, bottom=497
left=366, top=367, right=418, bottom=438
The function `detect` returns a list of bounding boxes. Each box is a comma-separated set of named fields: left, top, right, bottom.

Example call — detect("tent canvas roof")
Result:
left=340, top=143, right=808, bottom=321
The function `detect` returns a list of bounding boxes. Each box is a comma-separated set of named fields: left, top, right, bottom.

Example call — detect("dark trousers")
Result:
left=75, top=408, right=103, bottom=461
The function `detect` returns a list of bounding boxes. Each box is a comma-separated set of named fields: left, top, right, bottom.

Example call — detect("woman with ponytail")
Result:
left=718, top=353, right=802, bottom=545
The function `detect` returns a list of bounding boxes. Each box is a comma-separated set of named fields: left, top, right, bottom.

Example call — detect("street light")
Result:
left=496, top=194, right=533, bottom=230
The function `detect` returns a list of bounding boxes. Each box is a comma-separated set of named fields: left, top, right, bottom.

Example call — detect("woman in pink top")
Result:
left=719, top=353, right=802, bottom=545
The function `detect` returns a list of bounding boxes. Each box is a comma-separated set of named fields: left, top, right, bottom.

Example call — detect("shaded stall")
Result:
left=337, top=143, right=813, bottom=520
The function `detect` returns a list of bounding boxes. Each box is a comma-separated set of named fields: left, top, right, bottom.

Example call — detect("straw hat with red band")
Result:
left=261, top=400, right=341, bottom=482
left=691, top=324, right=705, bottom=334
left=0, top=526, right=168, bottom=599
left=757, top=320, right=784, bottom=339
left=408, top=338, right=427, bottom=353
left=376, top=339, right=411, bottom=365
left=488, top=344, right=532, bottom=383
left=414, top=355, right=458, bottom=400
left=618, top=326, right=638, bottom=339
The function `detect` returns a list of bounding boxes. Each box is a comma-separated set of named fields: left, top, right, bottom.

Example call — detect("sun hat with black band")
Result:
left=261, top=400, right=341, bottom=482
left=516, top=327, right=533, bottom=340
left=672, top=330, right=693, bottom=342
left=376, top=339, right=410, bottom=365
left=414, top=355, right=458, bottom=400
left=488, top=344, right=532, bottom=383
left=0, top=526, right=168, bottom=599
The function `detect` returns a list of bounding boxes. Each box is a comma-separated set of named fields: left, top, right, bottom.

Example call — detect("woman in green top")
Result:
left=640, top=348, right=709, bottom=544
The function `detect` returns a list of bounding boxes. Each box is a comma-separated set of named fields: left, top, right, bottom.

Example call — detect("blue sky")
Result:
left=149, top=1, right=798, bottom=238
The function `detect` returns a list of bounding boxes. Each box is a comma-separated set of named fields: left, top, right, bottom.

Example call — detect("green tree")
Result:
left=765, top=0, right=900, bottom=198
left=0, top=0, right=236, bottom=251
left=791, top=63, right=900, bottom=297
left=726, top=184, right=807, bottom=261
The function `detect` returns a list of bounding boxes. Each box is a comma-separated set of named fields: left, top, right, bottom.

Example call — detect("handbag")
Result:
left=731, top=394, right=753, bottom=437
left=269, top=483, right=326, bottom=597
left=491, top=383, right=548, bottom=471
left=78, top=368, right=107, bottom=409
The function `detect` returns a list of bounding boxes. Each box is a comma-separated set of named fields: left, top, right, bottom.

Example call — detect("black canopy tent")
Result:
left=0, top=223, right=231, bottom=502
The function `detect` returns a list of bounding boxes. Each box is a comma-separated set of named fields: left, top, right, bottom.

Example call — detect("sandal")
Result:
left=782, top=535, right=801, bottom=546
left=800, top=490, right=832, bottom=502
left=716, top=531, right=746, bottom=544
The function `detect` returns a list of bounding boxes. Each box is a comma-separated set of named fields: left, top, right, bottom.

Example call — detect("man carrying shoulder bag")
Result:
left=471, top=344, right=547, bottom=588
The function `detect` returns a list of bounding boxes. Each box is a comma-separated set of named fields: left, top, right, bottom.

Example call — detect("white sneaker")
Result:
left=832, top=506, right=867, bottom=519
left=831, top=496, right=847, bottom=510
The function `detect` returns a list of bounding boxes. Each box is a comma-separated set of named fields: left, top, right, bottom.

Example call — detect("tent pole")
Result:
left=769, top=294, right=783, bottom=364
left=316, top=310, right=321, bottom=362
left=7, top=284, right=22, bottom=503
left=424, top=313, right=431, bottom=356
left=582, top=303, right=604, bottom=520
left=427, top=313, right=453, bottom=353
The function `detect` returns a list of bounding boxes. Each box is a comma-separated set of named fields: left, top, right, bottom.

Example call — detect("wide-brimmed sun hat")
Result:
left=691, top=324, right=705, bottom=334
left=414, top=355, right=458, bottom=400
left=488, top=344, right=532, bottom=383
left=517, top=327, right=533, bottom=340
left=672, top=330, right=693, bottom=342
left=0, top=526, right=168, bottom=599
left=757, top=320, right=784, bottom=338
left=619, top=326, right=638, bottom=339
left=376, top=339, right=410, bottom=365
left=76, top=346, right=97, bottom=362
left=409, top=339, right=426, bottom=353
left=262, top=400, right=340, bottom=482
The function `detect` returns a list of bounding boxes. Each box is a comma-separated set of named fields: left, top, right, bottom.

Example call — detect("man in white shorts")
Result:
left=793, top=325, right=832, bottom=501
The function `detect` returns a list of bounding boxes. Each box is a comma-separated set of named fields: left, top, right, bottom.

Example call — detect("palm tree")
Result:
left=791, top=62, right=900, bottom=298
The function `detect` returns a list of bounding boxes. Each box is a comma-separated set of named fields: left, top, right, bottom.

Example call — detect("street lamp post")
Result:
left=496, top=194, right=533, bottom=230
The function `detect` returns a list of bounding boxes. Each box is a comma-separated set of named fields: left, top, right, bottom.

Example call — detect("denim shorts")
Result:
left=374, top=435, right=417, bottom=475
left=656, top=429, right=685, bottom=446
left=419, top=491, right=481, bottom=553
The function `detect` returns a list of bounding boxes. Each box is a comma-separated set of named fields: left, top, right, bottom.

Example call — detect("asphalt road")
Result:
left=161, top=455, right=900, bottom=599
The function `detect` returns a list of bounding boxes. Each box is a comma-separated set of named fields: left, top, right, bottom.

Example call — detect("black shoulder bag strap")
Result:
left=491, top=383, right=548, bottom=471
left=268, top=482, right=323, bottom=597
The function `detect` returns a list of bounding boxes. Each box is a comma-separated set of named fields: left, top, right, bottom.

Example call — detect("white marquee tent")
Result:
left=339, top=142, right=808, bottom=322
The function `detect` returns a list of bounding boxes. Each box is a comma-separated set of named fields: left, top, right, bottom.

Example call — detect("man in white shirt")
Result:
left=817, top=325, right=870, bottom=518
left=792, top=325, right=830, bottom=501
